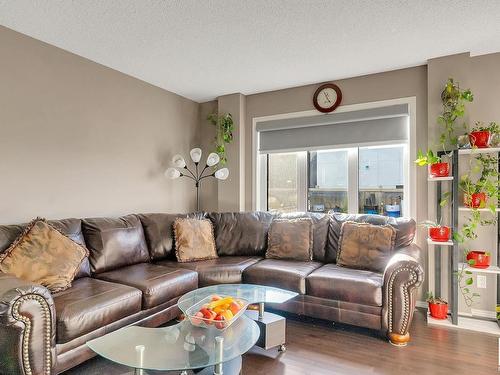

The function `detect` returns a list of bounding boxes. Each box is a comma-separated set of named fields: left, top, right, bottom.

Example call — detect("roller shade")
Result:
left=258, top=104, right=409, bottom=152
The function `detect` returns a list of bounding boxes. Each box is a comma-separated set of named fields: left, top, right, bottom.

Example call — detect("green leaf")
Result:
left=465, top=277, right=474, bottom=285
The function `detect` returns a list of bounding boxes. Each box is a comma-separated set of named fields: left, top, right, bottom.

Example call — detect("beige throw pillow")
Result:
left=173, top=218, right=218, bottom=263
left=337, top=221, right=396, bottom=272
left=266, top=218, right=313, bottom=261
left=0, top=218, right=89, bottom=293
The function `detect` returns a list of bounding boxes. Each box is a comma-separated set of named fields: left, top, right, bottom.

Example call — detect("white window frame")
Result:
left=253, top=97, right=417, bottom=219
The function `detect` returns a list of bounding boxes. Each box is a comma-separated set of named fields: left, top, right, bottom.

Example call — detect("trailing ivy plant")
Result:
left=453, top=154, right=499, bottom=307
left=207, top=112, right=234, bottom=166
left=438, top=78, right=473, bottom=150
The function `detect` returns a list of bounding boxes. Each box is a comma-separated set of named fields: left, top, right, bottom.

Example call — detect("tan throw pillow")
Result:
left=337, top=221, right=396, bottom=272
left=266, top=218, right=313, bottom=261
left=0, top=218, right=89, bottom=293
left=173, top=218, right=217, bottom=263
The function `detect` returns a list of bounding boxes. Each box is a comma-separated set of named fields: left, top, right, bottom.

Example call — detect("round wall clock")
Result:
left=313, top=83, right=342, bottom=113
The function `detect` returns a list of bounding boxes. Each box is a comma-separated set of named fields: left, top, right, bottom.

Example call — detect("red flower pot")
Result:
left=469, top=131, right=491, bottom=148
left=429, top=162, right=450, bottom=177
left=466, top=251, right=491, bottom=269
left=429, top=302, right=448, bottom=320
left=429, top=226, right=451, bottom=242
left=464, top=192, right=487, bottom=208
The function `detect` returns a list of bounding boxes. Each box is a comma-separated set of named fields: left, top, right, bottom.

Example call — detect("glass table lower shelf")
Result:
left=87, top=315, right=259, bottom=375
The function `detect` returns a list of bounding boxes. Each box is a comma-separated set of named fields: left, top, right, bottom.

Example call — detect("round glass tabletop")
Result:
left=87, top=315, right=259, bottom=371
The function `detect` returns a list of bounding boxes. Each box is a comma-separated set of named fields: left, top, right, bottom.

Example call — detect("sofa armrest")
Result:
left=0, top=272, right=56, bottom=375
left=381, top=244, right=424, bottom=346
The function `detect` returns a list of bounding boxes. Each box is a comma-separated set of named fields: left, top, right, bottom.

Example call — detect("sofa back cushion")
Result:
left=82, top=215, right=149, bottom=273
left=138, top=212, right=206, bottom=260
left=0, top=218, right=91, bottom=279
left=326, top=213, right=416, bottom=263
left=208, top=212, right=274, bottom=256
left=278, top=212, right=330, bottom=262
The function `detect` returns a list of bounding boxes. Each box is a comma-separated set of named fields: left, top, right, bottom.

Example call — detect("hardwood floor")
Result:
left=65, top=309, right=498, bottom=375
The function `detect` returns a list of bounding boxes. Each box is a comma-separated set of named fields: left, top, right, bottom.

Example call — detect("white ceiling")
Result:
left=1, top=1, right=500, bottom=102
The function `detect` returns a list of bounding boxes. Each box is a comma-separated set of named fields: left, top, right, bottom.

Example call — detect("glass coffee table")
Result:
left=178, top=284, right=298, bottom=352
left=87, top=284, right=297, bottom=374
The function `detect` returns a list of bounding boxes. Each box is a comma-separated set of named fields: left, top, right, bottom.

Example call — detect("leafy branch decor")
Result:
left=207, top=112, right=234, bottom=166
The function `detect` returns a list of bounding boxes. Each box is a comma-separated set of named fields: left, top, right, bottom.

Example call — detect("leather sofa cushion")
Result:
left=53, top=277, right=142, bottom=344
left=208, top=212, right=274, bottom=256
left=138, top=212, right=206, bottom=260
left=157, top=256, right=262, bottom=287
left=0, top=218, right=91, bottom=279
left=326, top=213, right=416, bottom=263
left=82, top=215, right=150, bottom=273
left=96, top=263, right=198, bottom=309
left=278, top=213, right=330, bottom=262
left=243, top=259, right=323, bottom=294
left=306, top=264, right=383, bottom=306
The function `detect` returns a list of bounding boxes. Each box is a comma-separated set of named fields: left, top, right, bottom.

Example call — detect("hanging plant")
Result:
left=207, top=112, right=234, bottom=166
left=438, top=78, right=473, bottom=149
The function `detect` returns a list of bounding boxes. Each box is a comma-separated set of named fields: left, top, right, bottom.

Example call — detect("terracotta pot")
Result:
left=429, top=226, right=451, bottom=242
left=466, top=251, right=491, bottom=269
left=464, top=192, right=487, bottom=208
left=429, top=302, right=448, bottom=320
left=469, top=131, right=491, bottom=148
left=429, top=162, right=450, bottom=177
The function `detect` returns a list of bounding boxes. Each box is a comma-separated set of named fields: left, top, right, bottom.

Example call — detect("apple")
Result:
left=214, top=314, right=225, bottom=329
left=211, top=295, right=222, bottom=301
left=191, top=311, right=204, bottom=326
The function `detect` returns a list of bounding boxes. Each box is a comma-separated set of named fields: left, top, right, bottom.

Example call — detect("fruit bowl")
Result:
left=185, top=295, right=249, bottom=330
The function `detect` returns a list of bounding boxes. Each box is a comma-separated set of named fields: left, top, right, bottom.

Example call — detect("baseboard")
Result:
left=469, top=308, right=496, bottom=320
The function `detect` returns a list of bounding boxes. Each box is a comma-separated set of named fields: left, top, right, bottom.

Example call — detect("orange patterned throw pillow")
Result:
left=0, top=218, right=89, bottom=293
left=173, top=218, right=218, bottom=263
left=266, top=218, right=313, bottom=261
left=337, top=221, right=396, bottom=273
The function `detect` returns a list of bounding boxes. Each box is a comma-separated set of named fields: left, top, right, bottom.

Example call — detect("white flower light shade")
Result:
left=172, top=154, right=186, bottom=168
left=165, top=167, right=181, bottom=179
left=206, top=152, right=220, bottom=167
left=214, top=168, right=229, bottom=180
left=190, top=148, right=202, bottom=163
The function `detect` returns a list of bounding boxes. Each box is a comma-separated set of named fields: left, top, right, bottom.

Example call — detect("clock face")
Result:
left=313, top=83, right=342, bottom=113
left=317, top=88, right=338, bottom=109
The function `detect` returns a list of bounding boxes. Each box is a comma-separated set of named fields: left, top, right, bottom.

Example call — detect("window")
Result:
left=358, top=145, right=405, bottom=217
left=262, top=145, right=407, bottom=217
left=308, top=150, right=348, bottom=213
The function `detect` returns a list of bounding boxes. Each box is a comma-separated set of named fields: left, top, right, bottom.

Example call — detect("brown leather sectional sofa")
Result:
left=0, top=211, right=423, bottom=375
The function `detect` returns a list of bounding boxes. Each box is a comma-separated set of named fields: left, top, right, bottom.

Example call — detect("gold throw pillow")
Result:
left=337, top=221, right=396, bottom=273
left=173, top=218, right=217, bottom=263
left=0, top=218, right=89, bottom=293
left=266, top=218, right=313, bottom=261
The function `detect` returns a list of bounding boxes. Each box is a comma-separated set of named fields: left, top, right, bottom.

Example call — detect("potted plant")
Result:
left=421, top=220, right=451, bottom=242
left=466, top=250, right=491, bottom=269
left=415, top=149, right=450, bottom=177
left=426, top=292, right=448, bottom=320
left=207, top=112, right=234, bottom=166
left=468, top=121, right=499, bottom=148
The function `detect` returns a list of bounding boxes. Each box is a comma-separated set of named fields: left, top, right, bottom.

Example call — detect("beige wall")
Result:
left=0, top=26, right=200, bottom=224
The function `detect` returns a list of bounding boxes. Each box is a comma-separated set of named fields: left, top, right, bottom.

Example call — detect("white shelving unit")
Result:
left=458, top=263, right=500, bottom=275
left=428, top=176, right=454, bottom=182
left=426, top=146, right=499, bottom=334
left=427, top=238, right=454, bottom=246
